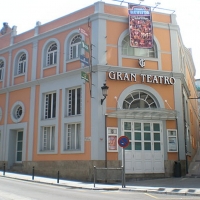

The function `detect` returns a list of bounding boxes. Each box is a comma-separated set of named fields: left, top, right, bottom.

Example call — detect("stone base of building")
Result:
left=0, top=160, right=186, bottom=181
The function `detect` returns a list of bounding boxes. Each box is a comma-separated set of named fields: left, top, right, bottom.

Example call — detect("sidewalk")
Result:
left=1, top=171, right=200, bottom=197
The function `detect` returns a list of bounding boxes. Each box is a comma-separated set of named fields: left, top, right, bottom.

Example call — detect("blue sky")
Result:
left=1, top=0, right=199, bottom=78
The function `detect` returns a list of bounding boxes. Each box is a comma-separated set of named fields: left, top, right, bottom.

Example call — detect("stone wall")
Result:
left=0, top=160, right=187, bottom=181
left=4, top=160, right=122, bottom=181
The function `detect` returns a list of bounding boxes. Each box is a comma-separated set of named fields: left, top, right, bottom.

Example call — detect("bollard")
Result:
left=3, top=163, right=5, bottom=176
left=93, top=166, right=96, bottom=188
left=32, top=166, right=34, bottom=180
left=57, top=171, right=59, bottom=183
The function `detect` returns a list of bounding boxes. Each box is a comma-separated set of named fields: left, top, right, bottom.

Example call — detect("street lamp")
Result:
left=101, top=83, right=109, bottom=105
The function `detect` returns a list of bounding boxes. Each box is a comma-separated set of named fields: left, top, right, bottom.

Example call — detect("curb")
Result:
left=1, top=174, right=200, bottom=197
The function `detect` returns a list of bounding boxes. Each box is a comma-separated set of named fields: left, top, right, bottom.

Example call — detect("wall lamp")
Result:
left=101, top=83, right=109, bottom=105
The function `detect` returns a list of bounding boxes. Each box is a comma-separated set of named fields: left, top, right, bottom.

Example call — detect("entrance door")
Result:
left=16, top=131, right=23, bottom=162
left=123, top=121, right=164, bottom=173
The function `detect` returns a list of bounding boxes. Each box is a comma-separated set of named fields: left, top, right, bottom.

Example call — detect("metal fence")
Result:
left=93, top=166, right=125, bottom=188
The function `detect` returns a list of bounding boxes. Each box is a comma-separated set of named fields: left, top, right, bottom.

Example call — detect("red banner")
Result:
left=128, top=4, right=153, bottom=48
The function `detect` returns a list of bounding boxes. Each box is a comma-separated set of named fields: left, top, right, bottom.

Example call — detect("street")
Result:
left=0, top=177, right=199, bottom=200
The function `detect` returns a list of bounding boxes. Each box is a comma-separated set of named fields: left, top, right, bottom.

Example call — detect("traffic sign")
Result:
left=79, top=28, right=89, bottom=37
left=81, top=71, right=89, bottom=82
left=81, top=41, right=90, bottom=52
left=118, top=136, right=129, bottom=148
left=80, top=55, right=89, bottom=66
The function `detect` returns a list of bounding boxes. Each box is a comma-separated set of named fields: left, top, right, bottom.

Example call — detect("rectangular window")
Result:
left=44, top=92, right=56, bottom=119
left=167, top=129, right=178, bottom=152
left=47, top=52, right=57, bottom=66
left=70, top=44, right=81, bottom=59
left=66, top=123, right=81, bottom=150
left=68, top=88, right=81, bottom=116
left=18, top=62, right=26, bottom=74
left=0, top=68, right=3, bottom=80
left=42, top=126, right=55, bottom=151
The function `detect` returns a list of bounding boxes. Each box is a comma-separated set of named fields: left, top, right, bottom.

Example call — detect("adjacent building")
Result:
left=0, top=1, right=199, bottom=181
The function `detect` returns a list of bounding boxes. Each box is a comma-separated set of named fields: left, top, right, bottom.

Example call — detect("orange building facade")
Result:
left=0, top=2, right=199, bottom=181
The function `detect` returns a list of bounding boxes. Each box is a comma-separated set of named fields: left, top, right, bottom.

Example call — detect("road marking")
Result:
left=0, top=190, right=35, bottom=200
left=145, top=193, right=158, bottom=199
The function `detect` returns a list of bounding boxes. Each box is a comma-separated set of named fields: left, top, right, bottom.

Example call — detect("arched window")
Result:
left=122, top=35, right=157, bottom=58
left=47, top=43, right=57, bottom=66
left=123, top=91, right=157, bottom=109
left=0, top=60, right=4, bottom=80
left=69, top=35, right=82, bottom=59
left=18, top=54, right=26, bottom=74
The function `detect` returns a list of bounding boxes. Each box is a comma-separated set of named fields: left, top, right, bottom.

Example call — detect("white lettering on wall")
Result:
left=141, top=74, right=146, bottom=82
left=117, top=72, right=123, bottom=80
left=130, top=73, right=136, bottom=81
left=108, top=71, right=176, bottom=85
left=124, top=73, right=130, bottom=81
left=108, top=71, right=115, bottom=80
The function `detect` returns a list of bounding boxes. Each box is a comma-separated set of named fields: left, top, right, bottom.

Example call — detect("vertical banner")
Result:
left=128, top=4, right=153, bottom=48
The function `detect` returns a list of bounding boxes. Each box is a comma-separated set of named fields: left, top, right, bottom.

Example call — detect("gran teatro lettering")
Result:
left=108, top=71, right=176, bottom=85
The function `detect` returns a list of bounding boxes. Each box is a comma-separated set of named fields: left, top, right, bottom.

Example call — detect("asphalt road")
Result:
left=0, top=177, right=199, bottom=200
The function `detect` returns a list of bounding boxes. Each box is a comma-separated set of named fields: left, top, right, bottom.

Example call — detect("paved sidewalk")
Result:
left=1, top=171, right=200, bottom=197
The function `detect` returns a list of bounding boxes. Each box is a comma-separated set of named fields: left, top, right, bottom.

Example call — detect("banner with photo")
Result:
left=128, top=4, right=153, bottom=48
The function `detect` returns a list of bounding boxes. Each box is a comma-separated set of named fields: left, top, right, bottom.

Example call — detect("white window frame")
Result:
left=68, top=87, right=81, bottom=116
left=47, top=43, right=57, bottom=66
left=107, top=127, right=118, bottom=152
left=66, top=123, right=81, bottom=151
left=167, top=129, right=178, bottom=152
left=11, top=101, right=25, bottom=123
left=69, top=35, right=82, bottom=60
left=42, top=126, right=55, bottom=151
left=123, top=91, right=157, bottom=109
left=0, top=60, right=4, bottom=80
left=122, top=35, right=157, bottom=58
left=17, top=53, right=26, bottom=75
left=44, top=92, right=56, bottom=119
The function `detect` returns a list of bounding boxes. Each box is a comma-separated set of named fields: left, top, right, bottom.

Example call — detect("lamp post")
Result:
left=101, top=83, right=109, bottom=169
left=101, top=83, right=109, bottom=105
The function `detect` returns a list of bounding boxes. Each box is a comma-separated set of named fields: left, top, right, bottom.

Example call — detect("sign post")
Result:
left=118, top=136, right=129, bottom=188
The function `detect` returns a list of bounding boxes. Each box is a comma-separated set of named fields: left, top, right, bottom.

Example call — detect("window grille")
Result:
left=47, top=43, right=57, bottom=66
left=44, top=93, right=56, bottom=119
left=18, top=54, right=26, bottom=74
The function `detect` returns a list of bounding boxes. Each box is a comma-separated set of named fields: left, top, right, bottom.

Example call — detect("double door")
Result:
left=122, top=120, right=164, bottom=173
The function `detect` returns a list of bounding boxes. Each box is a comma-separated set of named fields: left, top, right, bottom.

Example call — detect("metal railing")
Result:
left=93, top=166, right=125, bottom=188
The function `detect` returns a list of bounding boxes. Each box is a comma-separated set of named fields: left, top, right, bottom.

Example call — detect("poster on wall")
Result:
left=167, top=129, right=178, bottom=152
left=168, top=137, right=178, bottom=152
left=107, top=127, right=118, bottom=152
left=128, top=4, right=153, bottom=48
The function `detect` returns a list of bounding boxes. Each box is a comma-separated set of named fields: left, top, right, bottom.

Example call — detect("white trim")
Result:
left=167, top=129, right=178, bottom=152
left=10, top=101, right=25, bottom=123
left=118, top=29, right=161, bottom=69
left=41, top=38, right=60, bottom=78
left=12, top=49, right=28, bottom=85
left=63, top=29, right=85, bottom=72
left=107, top=127, right=118, bottom=152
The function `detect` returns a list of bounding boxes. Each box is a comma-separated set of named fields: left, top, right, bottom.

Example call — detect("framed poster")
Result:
left=167, top=129, right=178, bottom=152
left=107, top=127, right=118, bottom=152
